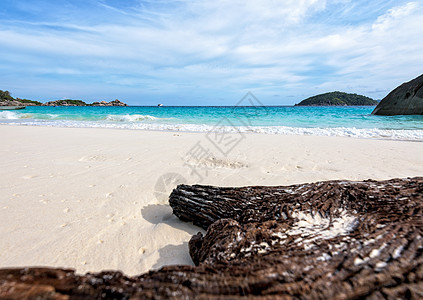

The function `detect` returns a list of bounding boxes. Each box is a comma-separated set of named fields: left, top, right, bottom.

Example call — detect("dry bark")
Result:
left=1, top=177, right=422, bottom=299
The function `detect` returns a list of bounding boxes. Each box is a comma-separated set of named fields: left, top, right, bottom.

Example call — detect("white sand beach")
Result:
left=0, top=125, right=422, bottom=276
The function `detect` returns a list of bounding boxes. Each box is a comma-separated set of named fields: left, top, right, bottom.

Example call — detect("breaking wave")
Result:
left=1, top=119, right=422, bottom=141
left=104, top=114, right=159, bottom=122
left=0, top=111, right=20, bottom=119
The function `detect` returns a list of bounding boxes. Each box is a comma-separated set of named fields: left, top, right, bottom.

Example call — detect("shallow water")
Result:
left=1, top=106, right=423, bottom=141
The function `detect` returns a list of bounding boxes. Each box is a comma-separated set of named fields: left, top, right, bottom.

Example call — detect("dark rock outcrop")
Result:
left=372, top=74, right=423, bottom=115
left=1, top=177, right=422, bottom=299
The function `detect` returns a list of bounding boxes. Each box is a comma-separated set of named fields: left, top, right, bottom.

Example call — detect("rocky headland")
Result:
left=0, top=177, right=422, bottom=299
left=372, top=74, right=423, bottom=115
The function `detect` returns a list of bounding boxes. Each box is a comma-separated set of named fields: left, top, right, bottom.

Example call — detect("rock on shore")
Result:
left=372, top=74, right=423, bottom=115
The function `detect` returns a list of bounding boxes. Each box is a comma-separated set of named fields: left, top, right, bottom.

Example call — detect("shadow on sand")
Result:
left=141, top=204, right=203, bottom=235
left=151, top=242, right=194, bottom=269
left=141, top=204, right=204, bottom=268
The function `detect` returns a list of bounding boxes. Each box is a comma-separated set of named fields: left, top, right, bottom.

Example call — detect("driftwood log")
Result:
left=0, top=177, right=422, bottom=299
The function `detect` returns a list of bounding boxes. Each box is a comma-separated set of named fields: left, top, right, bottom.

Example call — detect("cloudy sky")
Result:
left=0, top=0, right=422, bottom=105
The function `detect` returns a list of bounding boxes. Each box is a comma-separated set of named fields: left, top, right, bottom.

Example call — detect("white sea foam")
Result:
left=46, top=114, right=59, bottom=119
left=104, top=114, right=159, bottom=122
left=1, top=119, right=423, bottom=141
left=0, top=111, right=20, bottom=119
left=0, top=112, right=34, bottom=119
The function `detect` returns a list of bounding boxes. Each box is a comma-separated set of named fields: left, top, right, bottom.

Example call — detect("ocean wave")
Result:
left=104, top=114, right=159, bottom=122
left=0, top=112, right=61, bottom=120
left=1, top=119, right=423, bottom=141
left=0, top=111, right=20, bottom=119
left=44, top=114, right=60, bottom=119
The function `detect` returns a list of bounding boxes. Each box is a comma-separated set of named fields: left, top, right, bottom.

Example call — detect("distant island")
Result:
left=0, top=90, right=127, bottom=107
left=295, top=91, right=378, bottom=106
left=43, top=99, right=127, bottom=107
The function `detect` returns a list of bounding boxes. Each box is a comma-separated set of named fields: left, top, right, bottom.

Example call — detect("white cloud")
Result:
left=372, top=2, right=419, bottom=31
left=0, top=0, right=422, bottom=104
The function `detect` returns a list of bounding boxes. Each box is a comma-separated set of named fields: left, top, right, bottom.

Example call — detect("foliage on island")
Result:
left=295, top=91, right=378, bottom=106
left=0, top=90, right=42, bottom=106
left=0, top=90, right=13, bottom=101
left=17, top=98, right=43, bottom=105
left=0, top=89, right=127, bottom=106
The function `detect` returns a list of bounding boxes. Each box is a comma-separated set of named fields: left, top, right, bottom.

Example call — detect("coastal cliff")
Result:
left=296, top=91, right=378, bottom=106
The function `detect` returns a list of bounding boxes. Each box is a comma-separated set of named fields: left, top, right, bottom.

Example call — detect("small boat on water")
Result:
left=0, top=106, right=26, bottom=110
left=158, top=104, right=163, bottom=107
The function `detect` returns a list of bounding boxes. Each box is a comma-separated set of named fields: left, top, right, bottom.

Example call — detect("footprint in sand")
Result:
left=138, top=247, right=146, bottom=254
left=39, top=199, right=49, bottom=204
left=21, top=175, right=38, bottom=180
left=188, top=156, right=248, bottom=169
left=60, top=223, right=68, bottom=228
left=79, top=155, right=107, bottom=162
left=106, top=213, right=115, bottom=223
left=63, top=208, right=70, bottom=213
left=106, top=192, right=114, bottom=198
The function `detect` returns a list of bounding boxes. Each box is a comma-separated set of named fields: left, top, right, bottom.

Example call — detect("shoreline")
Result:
left=1, top=122, right=423, bottom=142
left=0, top=125, right=422, bottom=275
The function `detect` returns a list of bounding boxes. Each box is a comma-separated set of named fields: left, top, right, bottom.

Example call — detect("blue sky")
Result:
left=0, top=0, right=422, bottom=105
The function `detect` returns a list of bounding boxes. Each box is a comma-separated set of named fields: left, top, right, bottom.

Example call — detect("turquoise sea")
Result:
left=1, top=105, right=423, bottom=141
